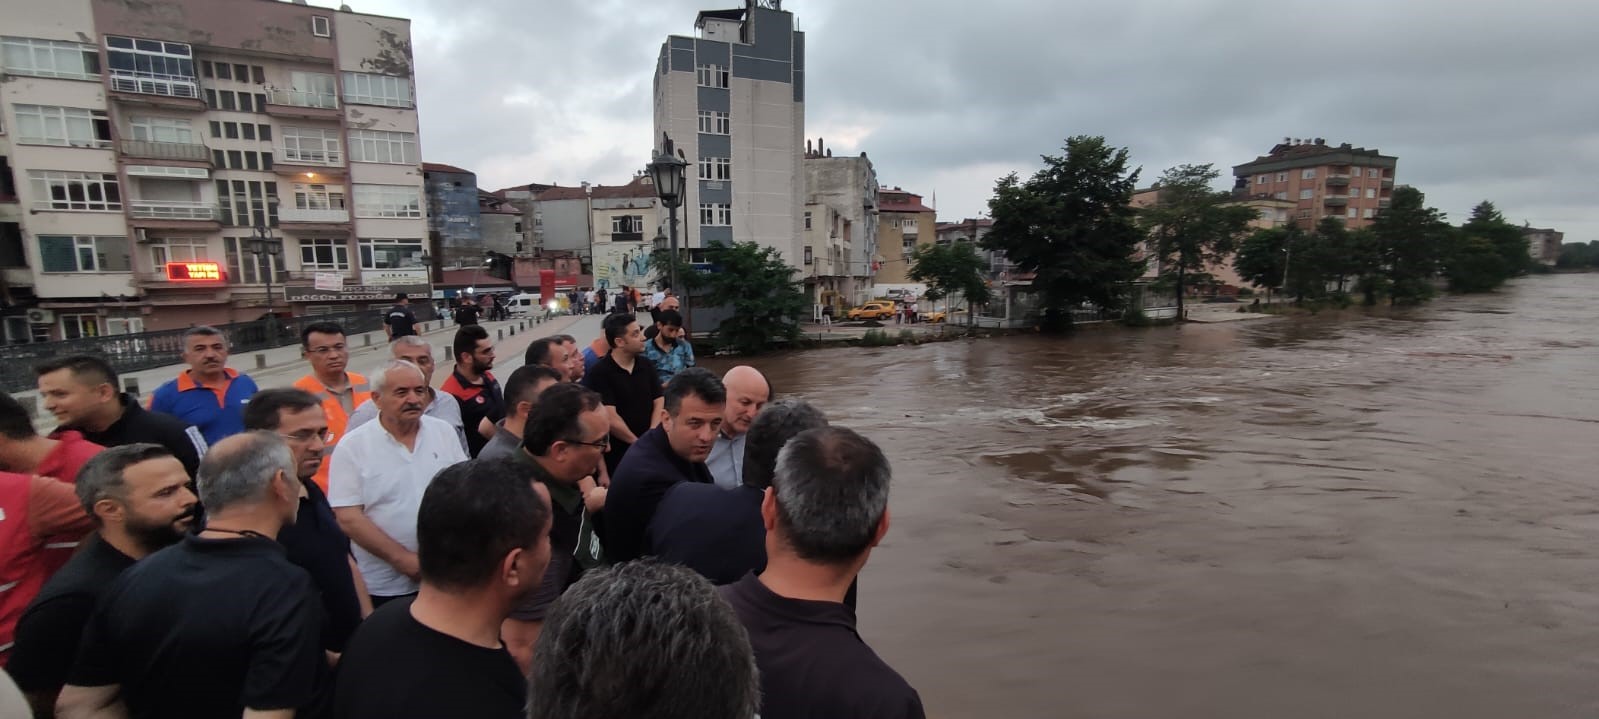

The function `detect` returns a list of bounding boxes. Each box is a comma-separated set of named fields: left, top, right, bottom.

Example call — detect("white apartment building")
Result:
left=802, top=140, right=878, bottom=310
left=652, top=0, right=805, bottom=268
left=0, top=0, right=428, bottom=341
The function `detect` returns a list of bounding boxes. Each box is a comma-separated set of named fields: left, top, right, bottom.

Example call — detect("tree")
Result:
left=1138, top=164, right=1259, bottom=319
left=1462, top=201, right=1531, bottom=279
left=908, top=241, right=992, bottom=328
left=1345, top=227, right=1386, bottom=306
left=1370, top=186, right=1452, bottom=305
left=1444, top=235, right=1509, bottom=293
left=1557, top=240, right=1599, bottom=269
left=1233, top=225, right=1294, bottom=299
left=984, top=136, right=1146, bottom=332
left=649, top=242, right=808, bottom=354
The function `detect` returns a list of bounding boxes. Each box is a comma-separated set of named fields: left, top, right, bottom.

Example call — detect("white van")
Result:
left=505, top=293, right=540, bottom=315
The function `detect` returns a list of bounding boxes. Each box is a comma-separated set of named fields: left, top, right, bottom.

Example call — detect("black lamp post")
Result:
left=248, top=224, right=282, bottom=329
left=645, top=134, right=689, bottom=303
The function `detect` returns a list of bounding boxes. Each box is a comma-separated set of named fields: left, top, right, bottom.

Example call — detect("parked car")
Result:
left=847, top=301, right=897, bottom=321
left=923, top=308, right=967, bottom=323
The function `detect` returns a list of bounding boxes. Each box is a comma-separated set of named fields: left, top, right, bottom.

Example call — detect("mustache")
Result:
left=401, top=403, right=424, bottom=412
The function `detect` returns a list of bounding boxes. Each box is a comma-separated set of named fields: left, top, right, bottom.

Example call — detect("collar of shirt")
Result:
left=176, top=367, right=238, bottom=405
left=520, top=453, right=585, bottom=514
left=734, top=572, right=859, bottom=632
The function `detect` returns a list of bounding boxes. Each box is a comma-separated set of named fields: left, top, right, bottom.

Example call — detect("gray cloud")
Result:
left=328, top=0, right=1598, bottom=238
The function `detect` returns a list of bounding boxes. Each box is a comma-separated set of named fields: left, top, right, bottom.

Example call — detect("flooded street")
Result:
left=706, top=273, right=1599, bottom=718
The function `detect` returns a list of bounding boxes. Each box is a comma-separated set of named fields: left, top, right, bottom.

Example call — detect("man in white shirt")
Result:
left=347, top=336, right=468, bottom=455
left=706, top=366, right=771, bottom=490
left=330, top=359, right=469, bottom=606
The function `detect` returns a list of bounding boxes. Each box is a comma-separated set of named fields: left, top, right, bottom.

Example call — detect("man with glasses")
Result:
left=243, top=389, right=370, bottom=655
left=348, top=335, right=469, bottom=455
left=499, top=383, right=608, bottom=673
left=292, top=322, right=371, bottom=491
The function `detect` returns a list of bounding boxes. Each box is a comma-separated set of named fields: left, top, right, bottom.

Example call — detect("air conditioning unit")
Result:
left=26, top=308, right=55, bottom=324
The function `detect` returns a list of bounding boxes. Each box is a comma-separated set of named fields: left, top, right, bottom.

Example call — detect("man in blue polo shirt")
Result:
left=148, top=326, right=258, bottom=448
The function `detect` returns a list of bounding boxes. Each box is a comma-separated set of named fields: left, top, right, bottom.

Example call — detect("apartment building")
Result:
left=0, top=0, right=427, bottom=341
left=872, top=187, right=935, bottom=288
left=653, top=0, right=806, bottom=267
left=1522, top=226, right=1563, bottom=267
left=1231, top=138, right=1397, bottom=229
left=802, top=139, right=877, bottom=310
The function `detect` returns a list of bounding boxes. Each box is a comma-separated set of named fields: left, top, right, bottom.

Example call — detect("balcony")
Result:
left=1325, top=174, right=1350, bottom=187
left=278, top=147, right=343, bottom=166
left=118, top=139, right=210, bottom=164
left=1381, top=178, right=1394, bottom=189
left=128, top=200, right=220, bottom=230
left=265, top=90, right=340, bottom=120
left=278, top=207, right=350, bottom=224
left=1322, top=196, right=1349, bottom=208
left=1378, top=198, right=1391, bottom=209
left=109, top=72, right=205, bottom=111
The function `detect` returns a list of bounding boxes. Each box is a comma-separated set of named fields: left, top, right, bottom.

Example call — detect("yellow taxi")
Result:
left=846, top=301, right=897, bottom=321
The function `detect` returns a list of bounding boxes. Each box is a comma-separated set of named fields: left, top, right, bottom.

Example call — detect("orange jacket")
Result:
left=292, top=373, right=371, bottom=491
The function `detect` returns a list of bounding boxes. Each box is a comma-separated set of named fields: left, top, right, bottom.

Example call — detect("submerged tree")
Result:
left=1139, top=164, right=1258, bottom=318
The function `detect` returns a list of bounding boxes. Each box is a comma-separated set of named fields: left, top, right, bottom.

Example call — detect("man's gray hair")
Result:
left=195, top=431, right=295, bottom=512
left=181, top=325, right=224, bottom=345
left=771, top=426, right=891, bottom=564
left=528, top=560, right=758, bottom=719
left=390, top=335, right=431, bottom=353
left=74, top=443, right=175, bottom=518
left=742, top=399, right=828, bottom=490
left=369, top=359, right=425, bottom=396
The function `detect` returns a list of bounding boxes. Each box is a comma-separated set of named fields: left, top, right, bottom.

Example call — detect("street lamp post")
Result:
left=248, top=224, right=282, bottom=336
left=646, top=134, right=689, bottom=322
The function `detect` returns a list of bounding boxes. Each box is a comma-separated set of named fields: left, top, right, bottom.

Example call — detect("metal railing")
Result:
left=267, top=89, right=339, bottom=110
left=119, top=139, right=209, bottom=162
left=109, top=72, right=199, bottom=99
left=279, top=147, right=343, bottom=165
left=0, top=309, right=384, bottom=393
left=129, top=200, right=218, bottom=220
left=278, top=207, right=349, bottom=223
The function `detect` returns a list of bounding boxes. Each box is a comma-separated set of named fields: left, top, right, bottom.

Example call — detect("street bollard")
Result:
left=363, top=335, right=372, bottom=347
left=508, top=326, right=515, bottom=337
left=497, top=329, right=504, bottom=341
left=441, top=346, right=451, bottom=363
left=123, top=378, right=140, bottom=398
left=256, top=353, right=268, bottom=370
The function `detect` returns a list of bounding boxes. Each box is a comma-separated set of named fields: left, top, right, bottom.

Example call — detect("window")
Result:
left=60, top=314, right=100, bottom=340
left=223, top=235, right=280, bottom=284
left=148, top=236, right=210, bottom=267
left=1366, top=188, right=1377, bottom=199
left=348, top=129, right=417, bottom=164
left=1273, top=191, right=1287, bottom=201
left=312, top=16, right=332, bottom=37
left=611, top=215, right=644, bottom=234
left=698, top=156, right=731, bottom=181
left=342, top=72, right=412, bottom=107
left=1, top=37, right=100, bottom=80
left=280, top=72, right=337, bottom=108
left=106, top=317, right=144, bottom=336
left=1367, top=168, right=1379, bottom=178
left=283, top=126, right=342, bottom=164
left=129, top=116, right=193, bottom=144
left=358, top=238, right=425, bottom=270
left=902, top=236, right=915, bottom=256
left=698, top=203, right=731, bottom=226
left=215, top=179, right=278, bottom=227
left=259, top=124, right=272, bottom=141
left=697, top=110, right=730, bottom=135
left=1301, top=168, right=1317, bottom=180
left=1298, top=189, right=1313, bottom=200
left=353, top=184, right=422, bottom=218
left=214, top=62, right=232, bottom=80
left=299, top=238, right=349, bottom=270
left=38, top=235, right=130, bottom=272
left=293, top=182, right=346, bottom=210
left=240, top=123, right=256, bottom=140
left=1347, top=208, right=1358, bottom=219
left=696, top=64, right=729, bottom=88
left=1255, top=175, right=1267, bottom=185
left=803, top=246, right=812, bottom=265
left=1349, top=188, right=1360, bottom=198
left=804, top=211, right=812, bottom=230
left=29, top=171, right=121, bottom=211
left=1363, top=208, right=1374, bottom=219
left=1275, top=172, right=1286, bottom=182
left=14, top=106, right=111, bottom=148
left=105, top=36, right=197, bottom=98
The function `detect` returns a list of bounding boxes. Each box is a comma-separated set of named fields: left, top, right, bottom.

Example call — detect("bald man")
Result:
left=705, top=366, right=771, bottom=490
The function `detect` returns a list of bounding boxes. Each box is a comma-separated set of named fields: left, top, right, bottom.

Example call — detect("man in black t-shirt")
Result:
left=719, top=427, right=924, bottom=719
left=384, top=293, right=418, bottom=341
left=335, top=457, right=551, bottom=719
left=454, top=298, right=481, bottom=326
left=499, top=383, right=608, bottom=672
left=36, top=356, right=205, bottom=477
left=604, top=368, right=723, bottom=563
left=58, top=431, right=328, bottom=719
left=8, top=444, right=196, bottom=718
left=579, top=314, right=662, bottom=475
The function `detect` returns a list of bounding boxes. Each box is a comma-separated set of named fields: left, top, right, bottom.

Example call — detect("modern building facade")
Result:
left=1231, top=138, right=1397, bottom=229
left=0, top=0, right=428, bottom=341
left=422, top=162, right=480, bottom=269
left=802, top=139, right=877, bottom=310
left=872, top=187, right=935, bottom=288
left=653, top=0, right=805, bottom=266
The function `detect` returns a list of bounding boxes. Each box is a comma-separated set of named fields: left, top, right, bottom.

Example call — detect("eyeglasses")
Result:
left=307, top=344, right=347, bottom=355
left=563, top=436, right=610, bottom=450
left=280, top=430, right=334, bottom=444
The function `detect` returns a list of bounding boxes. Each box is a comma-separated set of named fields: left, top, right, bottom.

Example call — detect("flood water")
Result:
left=706, top=273, right=1599, bottom=718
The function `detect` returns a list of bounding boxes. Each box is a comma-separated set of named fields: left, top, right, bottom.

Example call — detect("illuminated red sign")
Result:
left=166, top=262, right=223, bottom=282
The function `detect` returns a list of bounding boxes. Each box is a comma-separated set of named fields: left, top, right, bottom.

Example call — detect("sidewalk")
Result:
left=21, top=312, right=609, bottom=431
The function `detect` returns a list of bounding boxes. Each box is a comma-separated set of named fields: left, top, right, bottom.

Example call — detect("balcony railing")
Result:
left=1378, top=198, right=1391, bottom=208
left=129, top=200, right=217, bottom=221
left=109, top=72, right=200, bottom=99
left=279, top=147, right=343, bottom=165
left=278, top=206, right=350, bottom=223
left=267, top=89, right=339, bottom=110
left=1322, top=196, right=1349, bottom=207
left=119, top=139, right=209, bottom=162
left=1381, top=178, right=1394, bottom=188
left=1325, top=174, right=1350, bottom=187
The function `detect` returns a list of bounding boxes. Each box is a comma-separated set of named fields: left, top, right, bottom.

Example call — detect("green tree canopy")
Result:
left=1371, top=186, right=1452, bottom=305
left=650, top=242, right=808, bottom=353
left=983, top=135, right=1146, bottom=332
left=1138, top=164, right=1259, bottom=318
left=908, top=241, right=992, bottom=325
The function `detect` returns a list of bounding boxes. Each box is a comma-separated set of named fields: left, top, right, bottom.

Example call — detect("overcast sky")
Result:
left=322, top=0, right=1597, bottom=240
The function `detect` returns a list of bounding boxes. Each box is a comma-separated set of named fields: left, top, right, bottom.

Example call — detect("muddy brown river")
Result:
left=706, top=273, right=1599, bottom=718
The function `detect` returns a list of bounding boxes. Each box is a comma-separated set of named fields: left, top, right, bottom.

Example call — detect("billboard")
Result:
left=284, top=283, right=430, bottom=303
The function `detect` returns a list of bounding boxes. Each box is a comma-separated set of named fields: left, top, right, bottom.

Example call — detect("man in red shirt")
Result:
left=0, top=393, right=105, bottom=484
left=0, top=472, right=95, bottom=663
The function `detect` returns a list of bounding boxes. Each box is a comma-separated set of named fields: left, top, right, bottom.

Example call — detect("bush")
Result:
left=1121, top=306, right=1152, bottom=327
left=1237, top=287, right=1255, bottom=298
left=897, top=329, right=918, bottom=344
left=860, top=329, right=894, bottom=347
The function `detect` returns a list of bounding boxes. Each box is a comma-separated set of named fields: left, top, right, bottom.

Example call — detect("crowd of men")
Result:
left=0, top=305, right=924, bottom=719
